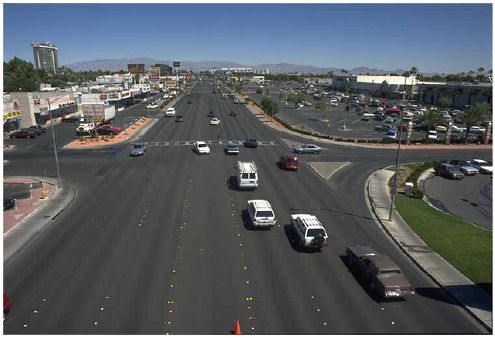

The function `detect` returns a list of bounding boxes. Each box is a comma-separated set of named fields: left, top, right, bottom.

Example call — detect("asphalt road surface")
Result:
left=3, top=83, right=491, bottom=334
left=424, top=174, right=492, bottom=230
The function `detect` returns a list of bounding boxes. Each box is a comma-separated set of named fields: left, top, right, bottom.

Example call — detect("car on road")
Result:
left=278, top=154, right=300, bottom=170
left=207, top=110, right=215, bottom=118
left=4, top=293, right=11, bottom=318
left=225, top=141, right=240, bottom=155
left=9, top=129, right=37, bottom=139
left=193, top=141, right=210, bottom=154
left=96, top=125, right=122, bottom=135
left=129, top=142, right=147, bottom=156
left=233, top=99, right=239, bottom=104
left=175, top=115, right=184, bottom=122
left=4, top=196, right=15, bottom=211
left=165, top=107, right=176, bottom=116
left=346, top=245, right=415, bottom=299
left=247, top=200, right=276, bottom=228
left=434, top=163, right=464, bottom=179
left=293, top=144, right=321, bottom=154
left=470, top=159, right=493, bottom=175
left=146, top=103, right=158, bottom=109
left=210, top=117, right=220, bottom=125
left=244, top=139, right=258, bottom=148
left=290, top=214, right=328, bottom=250
left=229, top=110, right=237, bottom=117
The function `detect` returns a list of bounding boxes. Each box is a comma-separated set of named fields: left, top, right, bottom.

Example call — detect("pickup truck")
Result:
left=346, top=245, right=415, bottom=299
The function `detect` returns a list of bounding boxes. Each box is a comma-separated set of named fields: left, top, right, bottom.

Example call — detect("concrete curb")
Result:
left=365, top=169, right=492, bottom=331
left=4, top=177, right=77, bottom=264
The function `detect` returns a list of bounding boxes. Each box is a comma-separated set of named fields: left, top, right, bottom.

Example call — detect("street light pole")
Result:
left=388, top=109, right=405, bottom=221
left=47, top=98, right=62, bottom=188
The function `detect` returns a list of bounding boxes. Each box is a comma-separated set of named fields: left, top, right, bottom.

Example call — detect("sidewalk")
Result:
left=4, top=177, right=76, bottom=263
left=367, top=169, right=492, bottom=330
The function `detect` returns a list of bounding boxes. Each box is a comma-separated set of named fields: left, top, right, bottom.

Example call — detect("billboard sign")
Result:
left=173, top=61, right=180, bottom=67
left=128, top=64, right=145, bottom=74
left=82, top=104, right=106, bottom=120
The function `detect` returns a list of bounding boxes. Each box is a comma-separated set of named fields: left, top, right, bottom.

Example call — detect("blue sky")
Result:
left=3, top=3, right=492, bottom=73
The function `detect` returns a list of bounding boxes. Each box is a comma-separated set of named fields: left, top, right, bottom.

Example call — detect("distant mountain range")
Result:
left=64, top=57, right=428, bottom=75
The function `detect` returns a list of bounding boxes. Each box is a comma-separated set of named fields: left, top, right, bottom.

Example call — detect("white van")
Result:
left=235, top=161, right=258, bottom=190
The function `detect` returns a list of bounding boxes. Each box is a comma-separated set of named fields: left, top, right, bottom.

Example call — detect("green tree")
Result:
left=438, top=96, right=451, bottom=108
left=341, top=69, right=348, bottom=75
left=315, top=101, right=329, bottom=111
left=419, top=110, right=443, bottom=141
left=460, top=102, right=491, bottom=143
left=261, top=97, right=278, bottom=117
left=235, top=83, right=243, bottom=94
left=4, top=57, right=42, bottom=92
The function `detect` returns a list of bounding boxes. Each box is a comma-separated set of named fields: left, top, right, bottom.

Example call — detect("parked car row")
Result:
left=434, top=159, right=492, bottom=179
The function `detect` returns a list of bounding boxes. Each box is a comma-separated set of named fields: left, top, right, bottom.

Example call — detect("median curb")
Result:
left=365, top=169, right=492, bottom=331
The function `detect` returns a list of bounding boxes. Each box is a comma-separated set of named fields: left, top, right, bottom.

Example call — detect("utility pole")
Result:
left=47, top=98, right=62, bottom=188
left=388, top=108, right=405, bottom=221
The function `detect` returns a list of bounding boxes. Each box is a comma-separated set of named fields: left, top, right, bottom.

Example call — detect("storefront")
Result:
left=3, top=111, right=21, bottom=133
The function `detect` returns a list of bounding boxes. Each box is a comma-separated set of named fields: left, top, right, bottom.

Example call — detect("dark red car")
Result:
left=229, top=110, right=237, bottom=117
left=4, top=293, right=11, bottom=317
left=279, top=154, right=300, bottom=170
left=96, top=125, right=122, bottom=135
left=9, top=130, right=37, bottom=139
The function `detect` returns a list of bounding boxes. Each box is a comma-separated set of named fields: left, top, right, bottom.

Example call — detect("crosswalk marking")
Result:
left=144, top=140, right=279, bottom=147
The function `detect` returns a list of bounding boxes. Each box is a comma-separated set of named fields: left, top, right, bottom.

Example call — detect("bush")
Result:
left=405, top=161, right=438, bottom=199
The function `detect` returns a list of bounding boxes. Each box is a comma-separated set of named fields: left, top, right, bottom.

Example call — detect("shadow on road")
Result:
left=288, top=207, right=376, bottom=221
left=414, top=284, right=492, bottom=311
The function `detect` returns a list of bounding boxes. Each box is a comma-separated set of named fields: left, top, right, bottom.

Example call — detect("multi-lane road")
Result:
left=3, top=83, right=491, bottom=334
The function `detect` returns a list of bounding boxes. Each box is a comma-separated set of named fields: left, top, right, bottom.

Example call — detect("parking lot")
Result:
left=242, top=82, right=474, bottom=141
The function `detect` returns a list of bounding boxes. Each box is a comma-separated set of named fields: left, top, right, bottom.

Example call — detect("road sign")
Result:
left=173, top=61, right=180, bottom=67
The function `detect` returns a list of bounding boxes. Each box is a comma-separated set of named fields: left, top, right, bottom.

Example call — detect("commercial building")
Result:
left=6, top=92, right=76, bottom=129
left=417, top=82, right=492, bottom=107
left=332, top=74, right=417, bottom=98
left=210, top=67, right=270, bottom=75
left=32, top=41, right=59, bottom=73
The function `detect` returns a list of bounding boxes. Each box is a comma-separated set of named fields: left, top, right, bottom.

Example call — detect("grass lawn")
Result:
left=395, top=195, right=492, bottom=285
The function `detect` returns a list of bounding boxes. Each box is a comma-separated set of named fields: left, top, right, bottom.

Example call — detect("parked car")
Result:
left=434, top=163, right=464, bottom=179
left=446, top=160, right=479, bottom=175
left=175, top=115, right=184, bottom=122
left=21, top=128, right=42, bottom=136
left=29, top=125, right=47, bottom=133
left=346, top=245, right=415, bottom=299
left=244, top=139, right=258, bottom=148
left=470, top=159, right=493, bottom=175
left=413, top=123, right=428, bottom=132
left=9, top=129, right=37, bottom=139
left=279, top=154, right=300, bottom=170
left=385, top=130, right=397, bottom=139
left=193, top=141, right=210, bottom=154
left=225, top=141, right=240, bottom=155
left=61, top=116, right=80, bottom=123
left=4, top=196, right=15, bottom=211
left=469, top=126, right=486, bottom=134
left=96, top=125, right=122, bottom=135
left=209, top=117, right=220, bottom=125
left=436, top=125, right=447, bottom=132
left=293, top=144, right=321, bottom=154
left=427, top=130, right=438, bottom=141
left=375, top=125, right=390, bottom=132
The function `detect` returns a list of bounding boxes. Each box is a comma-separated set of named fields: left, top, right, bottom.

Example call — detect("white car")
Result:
left=469, top=126, right=486, bottom=134
left=470, top=159, right=493, bottom=174
left=451, top=125, right=466, bottom=133
left=146, top=104, right=158, bottom=109
left=210, top=118, right=220, bottom=125
left=165, top=107, right=176, bottom=116
left=193, top=141, right=210, bottom=154
left=427, top=130, right=438, bottom=140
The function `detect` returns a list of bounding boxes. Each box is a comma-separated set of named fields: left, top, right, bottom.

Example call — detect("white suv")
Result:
left=247, top=200, right=276, bottom=228
left=290, top=214, right=328, bottom=249
left=165, top=107, right=176, bottom=116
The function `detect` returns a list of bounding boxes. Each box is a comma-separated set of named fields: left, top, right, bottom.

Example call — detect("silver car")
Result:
left=130, top=142, right=147, bottom=156
left=293, top=144, right=321, bottom=154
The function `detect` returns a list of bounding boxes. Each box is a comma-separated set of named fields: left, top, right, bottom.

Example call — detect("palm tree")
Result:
left=402, top=71, right=410, bottom=100
left=460, top=102, right=490, bottom=143
left=419, top=110, right=443, bottom=141
left=478, top=67, right=485, bottom=76
left=341, top=69, right=348, bottom=76
left=468, top=70, right=475, bottom=78
left=409, top=66, right=418, bottom=99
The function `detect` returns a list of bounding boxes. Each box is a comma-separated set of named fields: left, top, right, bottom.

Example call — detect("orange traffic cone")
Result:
left=234, top=320, right=242, bottom=335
